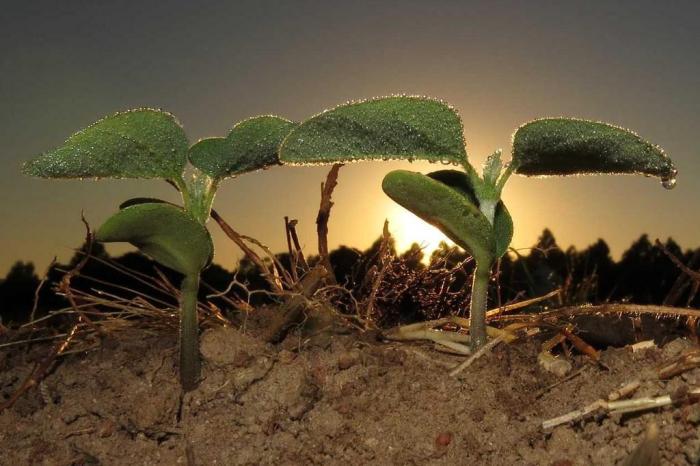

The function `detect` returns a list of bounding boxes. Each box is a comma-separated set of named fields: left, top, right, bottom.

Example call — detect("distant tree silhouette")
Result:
left=2, top=227, right=699, bottom=326
left=0, top=261, right=40, bottom=324
left=566, top=238, right=615, bottom=303
left=329, top=246, right=363, bottom=286
left=400, top=243, right=425, bottom=271
left=525, top=228, right=567, bottom=297
left=612, top=235, right=681, bottom=304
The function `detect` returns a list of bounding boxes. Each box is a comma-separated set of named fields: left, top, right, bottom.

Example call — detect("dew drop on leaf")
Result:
left=661, top=168, right=678, bottom=190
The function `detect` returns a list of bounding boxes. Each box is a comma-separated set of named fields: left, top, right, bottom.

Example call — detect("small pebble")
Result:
left=435, top=432, right=452, bottom=447
left=686, top=404, right=700, bottom=425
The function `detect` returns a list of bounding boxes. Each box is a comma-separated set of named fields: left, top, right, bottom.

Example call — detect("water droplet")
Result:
left=661, top=167, right=678, bottom=190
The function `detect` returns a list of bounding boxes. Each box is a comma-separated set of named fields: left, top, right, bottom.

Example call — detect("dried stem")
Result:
left=658, top=348, right=700, bottom=379
left=317, top=163, right=343, bottom=283
left=656, top=239, right=700, bottom=283
left=450, top=334, right=505, bottom=377
left=364, top=220, right=392, bottom=325
left=0, top=323, right=81, bottom=413
left=210, top=209, right=283, bottom=293
left=542, top=384, right=700, bottom=430
left=28, top=257, right=57, bottom=323
left=492, top=303, right=700, bottom=324
left=284, top=217, right=300, bottom=283
left=57, top=215, right=103, bottom=336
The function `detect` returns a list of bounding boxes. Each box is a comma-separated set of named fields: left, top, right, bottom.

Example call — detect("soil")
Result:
left=2, top=315, right=700, bottom=465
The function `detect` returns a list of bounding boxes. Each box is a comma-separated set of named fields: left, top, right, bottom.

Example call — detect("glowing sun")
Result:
left=386, top=206, right=454, bottom=262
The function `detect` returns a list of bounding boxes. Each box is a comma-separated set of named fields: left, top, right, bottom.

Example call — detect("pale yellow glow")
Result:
left=386, top=206, right=454, bottom=262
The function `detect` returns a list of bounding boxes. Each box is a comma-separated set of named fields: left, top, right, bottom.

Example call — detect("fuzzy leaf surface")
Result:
left=95, top=202, right=213, bottom=276
left=280, top=96, right=467, bottom=166
left=189, top=116, right=298, bottom=179
left=23, top=109, right=188, bottom=180
left=382, top=170, right=492, bottom=262
left=512, top=118, right=676, bottom=180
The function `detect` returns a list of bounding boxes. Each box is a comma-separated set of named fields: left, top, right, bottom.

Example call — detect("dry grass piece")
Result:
left=658, top=348, right=700, bottom=379
left=542, top=384, right=700, bottom=429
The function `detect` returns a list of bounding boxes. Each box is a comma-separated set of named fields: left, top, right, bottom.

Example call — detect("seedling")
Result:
left=383, top=118, right=677, bottom=350
left=277, top=98, right=677, bottom=351
left=23, top=109, right=297, bottom=390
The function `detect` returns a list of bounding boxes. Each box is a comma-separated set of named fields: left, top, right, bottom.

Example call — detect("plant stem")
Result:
left=184, top=174, right=218, bottom=224
left=179, top=273, right=201, bottom=391
left=495, top=163, right=515, bottom=193
left=469, top=259, right=492, bottom=351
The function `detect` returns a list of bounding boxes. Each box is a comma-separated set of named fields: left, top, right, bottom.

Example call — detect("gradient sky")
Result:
left=1, top=0, right=698, bottom=274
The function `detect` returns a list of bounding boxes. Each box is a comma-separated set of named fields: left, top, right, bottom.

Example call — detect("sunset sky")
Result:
left=1, top=1, right=698, bottom=274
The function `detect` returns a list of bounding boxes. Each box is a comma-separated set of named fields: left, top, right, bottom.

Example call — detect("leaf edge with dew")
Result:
left=279, top=95, right=468, bottom=167
left=511, top=118, right=677, bottom=188
left=22, top=108, right=189, bottom=181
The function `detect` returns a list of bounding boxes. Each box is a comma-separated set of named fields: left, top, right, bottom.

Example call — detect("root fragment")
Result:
left=542, top=383, right=700, bottom=430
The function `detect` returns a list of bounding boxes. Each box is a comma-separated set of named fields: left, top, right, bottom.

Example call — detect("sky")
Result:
left=1, top=0, right=698, bottom=274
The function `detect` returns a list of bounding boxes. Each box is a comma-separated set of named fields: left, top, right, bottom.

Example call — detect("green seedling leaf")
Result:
left=118, top=197, right=172, bottom=209
left=280, top=96, right=467, bottom=166
left=187, top=138, right=230, bottom=178
left=23, top=109, right=189, bottom=180
left=95, top=201, right=213, bottom=276
left=492, top=202, right=513, bottom=259
left=427, top=170, right=513, bottom=258
left=189, top=116, right=298, bottom=179
left=512, top=118, right=677, bottom=185
left=382, top=170, right=493, bottom=263
left=482, top=149, right=503, bottom=186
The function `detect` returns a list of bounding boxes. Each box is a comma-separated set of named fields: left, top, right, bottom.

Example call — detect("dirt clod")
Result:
left=337, top=350, right=360, bottom=370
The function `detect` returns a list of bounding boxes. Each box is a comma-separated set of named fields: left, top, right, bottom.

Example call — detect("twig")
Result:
left=535, top=366, right=588, bottom=399
left=560, top=325, right=608, bottom=369
left=493, top=303, right=700, bottom=324
left=434, top=340, right=472, bottom=355
left=287, top=219, right=309, bottom=272
left=29, top=257, right=57, bottom=323
left=57, top=215, right=103, bottom=336
left=656, top=239, right=700, bottom=283
left=542, top=399, right=607, bottom=430
left=449, top=335, right=505, bottom=377
left=658, top=348, right=700, bottom=379
left=210, top=209, right=284, bottom=293
left=284, top=217, right=300, bottom=283
left=261, top=266, right=329, bottom=343
left=381, top=288, right=559, bottom=346
left=284, top=217, right=309, bottom=277
left=630, top=340, right=657, bottom=352
left=608, top=379, right=641, bottom=401
left=317, top=163, right=343, bottom=283
left=542, top=385, right=700, bottom=429
left=240, top=234, right=296, bottom=289
left=70, top=249, right=172, bottom=296
left=485, top=289, right=561, bottom=319
left=0, top=323, right=80, bottom=413
left=364, top=220, right=392, bottom=325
